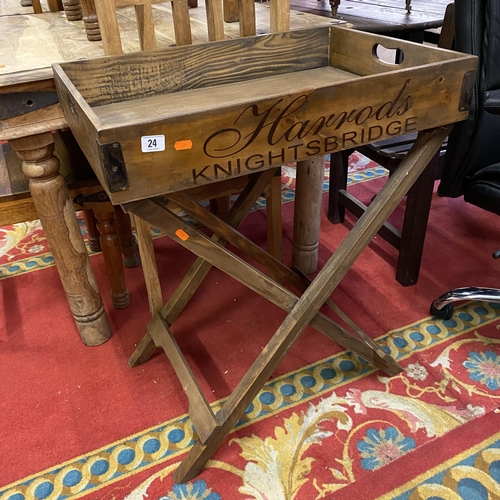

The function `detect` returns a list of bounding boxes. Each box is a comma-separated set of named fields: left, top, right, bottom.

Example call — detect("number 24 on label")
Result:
left=141, top=135, right=165, bottom=152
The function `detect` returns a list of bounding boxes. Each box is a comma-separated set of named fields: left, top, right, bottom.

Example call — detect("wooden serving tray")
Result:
left=53, top=26, right=477, bottom=205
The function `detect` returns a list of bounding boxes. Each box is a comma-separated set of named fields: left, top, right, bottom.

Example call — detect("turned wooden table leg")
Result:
left=62, top=0, right=83, bottom=21
left=80, top=0, right=101, bottom=41
left=10, top=132, right=111, bottom=346
left=93, top=203, right=130, bottom=309
left=82, top=209, right=101, bottom=253
left=292, top=156, right=325, bottom=274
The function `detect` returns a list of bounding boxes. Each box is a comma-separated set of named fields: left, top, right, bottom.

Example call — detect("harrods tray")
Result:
left=52, top=26, right=477, bottom=205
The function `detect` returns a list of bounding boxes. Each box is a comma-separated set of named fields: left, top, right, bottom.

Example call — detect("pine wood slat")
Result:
left=148, top=313, right=219, bottom=444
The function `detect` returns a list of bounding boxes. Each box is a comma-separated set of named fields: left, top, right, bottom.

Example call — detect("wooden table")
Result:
left=0, top=4, right=342, bottom=345
left=291, top=0, right=449, bottom=38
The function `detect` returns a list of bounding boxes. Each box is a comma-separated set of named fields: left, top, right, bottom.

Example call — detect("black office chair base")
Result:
left=430, top=287, right=500, bottom=320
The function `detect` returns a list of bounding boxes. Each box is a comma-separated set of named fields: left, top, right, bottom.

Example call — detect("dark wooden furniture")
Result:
left=291, top=0, right=449, bottom=40
left=327, top=3, right=456, bottom=286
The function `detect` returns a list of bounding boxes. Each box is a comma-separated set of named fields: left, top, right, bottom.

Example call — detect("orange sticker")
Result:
left=175, top=229, right=189, bottom=241
left=0, top=65, right=5, bottom=69
left=174, top=140, right=193, bottom=151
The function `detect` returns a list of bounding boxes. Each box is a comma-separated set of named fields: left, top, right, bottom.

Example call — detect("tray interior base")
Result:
left=93, top=66, right=359, bottom=129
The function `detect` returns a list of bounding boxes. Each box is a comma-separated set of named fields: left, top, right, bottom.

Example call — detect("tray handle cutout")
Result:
left=372, top=43, right=404, bottom=65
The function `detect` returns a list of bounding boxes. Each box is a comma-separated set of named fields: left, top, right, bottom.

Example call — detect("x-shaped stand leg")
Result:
left=126, top=126, right=450, bottom=483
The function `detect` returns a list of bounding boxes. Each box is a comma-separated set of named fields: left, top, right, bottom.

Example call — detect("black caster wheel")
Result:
left=430, top=302, right=454, bottom=320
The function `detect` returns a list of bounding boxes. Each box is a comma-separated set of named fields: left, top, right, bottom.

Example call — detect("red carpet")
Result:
left=1, top=157, right=500, bottom=500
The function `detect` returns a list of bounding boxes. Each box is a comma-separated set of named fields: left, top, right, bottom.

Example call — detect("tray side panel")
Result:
left=97, top=57, right=477, bottom=205
left=52, top=65, right=108, bottom=193
left=59, top=28, right=330, bottom=107
left=329, top=26, right=475, bottom=76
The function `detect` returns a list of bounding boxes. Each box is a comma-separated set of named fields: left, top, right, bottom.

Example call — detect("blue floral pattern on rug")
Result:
left=160, top=480, right=221, bottom=500
left=464, top=351, right=500, bottom=391
left=357, top=427, right=416, bottom=470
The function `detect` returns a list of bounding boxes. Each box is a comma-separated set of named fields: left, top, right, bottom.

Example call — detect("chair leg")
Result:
left=114, top=206, right=141, bottom=267
left=215, top=195, right=231, bottom=217
left=431, top=287, right=500, bottom=320
left=328, top=150, right=350, bottom=224
left=396, top=153, right=439, bottom=286
left=31, top=0, right=42, bottom=13
left=94, top=204, right=130, bottom=309
left=82, top=209, right=101, bottom=253
left=223, top=0, right=238, bottom=21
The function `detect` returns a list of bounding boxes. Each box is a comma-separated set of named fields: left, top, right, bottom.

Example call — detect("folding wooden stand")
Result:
left=122, top=126, right=449, bottom=483
left=53, top=11, right=476, bottom=482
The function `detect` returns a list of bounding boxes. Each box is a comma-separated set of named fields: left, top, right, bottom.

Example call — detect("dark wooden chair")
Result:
left=328, top=2, right=455, bottom=287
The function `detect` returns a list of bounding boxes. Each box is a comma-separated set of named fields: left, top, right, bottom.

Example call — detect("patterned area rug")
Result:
left=1, top=153, right=500, bottom=500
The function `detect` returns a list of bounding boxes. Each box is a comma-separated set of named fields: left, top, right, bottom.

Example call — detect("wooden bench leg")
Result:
left=93, top=204, right=130, bottom=309
left=114, top=206, right=140, bottom=268
left=82, top=209, right=101, bottom=252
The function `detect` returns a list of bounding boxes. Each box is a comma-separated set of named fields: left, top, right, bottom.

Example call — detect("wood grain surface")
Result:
left=0, top=2, right=342, bottom=84
left=53, top=27, right=476, bottom=205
